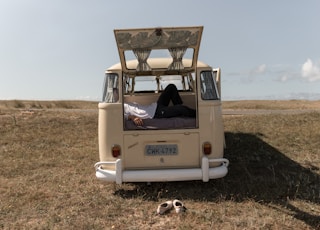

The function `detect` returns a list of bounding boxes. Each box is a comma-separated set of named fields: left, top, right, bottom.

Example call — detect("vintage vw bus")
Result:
left=94, top=26, right=229, bottom=184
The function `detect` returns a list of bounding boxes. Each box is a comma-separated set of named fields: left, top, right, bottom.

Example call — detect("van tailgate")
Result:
left=123, top=133, right=199, bottom=169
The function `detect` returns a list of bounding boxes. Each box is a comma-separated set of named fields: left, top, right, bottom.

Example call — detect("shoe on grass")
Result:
left=157, top=200, right=173, bottom=215
left=173, top=199, right=187, bottom=213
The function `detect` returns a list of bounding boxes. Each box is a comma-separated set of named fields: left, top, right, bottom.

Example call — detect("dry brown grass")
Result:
left=222, top=100, right=320, bottom=110
left=1, top=100, right=320, bottom=229
left=0, top=100, right=97, bottom=111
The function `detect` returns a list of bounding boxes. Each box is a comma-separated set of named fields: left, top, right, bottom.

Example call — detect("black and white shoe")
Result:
left=157, top=200, right=173, bottom=215
left=173, top=199, right=187, bottom=213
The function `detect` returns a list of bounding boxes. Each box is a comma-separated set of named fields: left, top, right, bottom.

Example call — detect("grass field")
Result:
left=1, top=100, right=320, bottom=229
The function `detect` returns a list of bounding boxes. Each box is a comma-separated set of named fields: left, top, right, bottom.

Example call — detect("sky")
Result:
left=1, top=0, right=320, bottom=101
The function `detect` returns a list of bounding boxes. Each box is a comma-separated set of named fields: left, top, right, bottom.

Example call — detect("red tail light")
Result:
left=203, top=142, right=212, bottom=155
left=112, top=145, right=121, bottom=158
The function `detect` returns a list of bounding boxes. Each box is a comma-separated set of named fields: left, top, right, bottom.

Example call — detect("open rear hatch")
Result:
left=114, top=26, right=203, bottom=75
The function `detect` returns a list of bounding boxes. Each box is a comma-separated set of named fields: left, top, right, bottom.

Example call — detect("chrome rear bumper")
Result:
left=94, top=157, right=229, bottom=184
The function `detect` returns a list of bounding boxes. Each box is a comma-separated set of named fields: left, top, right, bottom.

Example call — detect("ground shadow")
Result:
left=114, top=132, right=320, bottom=228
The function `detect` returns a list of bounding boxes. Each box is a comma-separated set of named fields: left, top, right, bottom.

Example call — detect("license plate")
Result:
left=145, top=144, right=178, bottom=156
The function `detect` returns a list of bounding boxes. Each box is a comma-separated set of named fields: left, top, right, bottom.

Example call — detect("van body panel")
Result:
left=123, top=132, right=199, bottom=169
left=95, top=26, right=229, bottom=184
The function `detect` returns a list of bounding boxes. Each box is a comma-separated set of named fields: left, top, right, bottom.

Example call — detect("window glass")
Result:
left=102, top=73, right=119, bottom=102
left=160, top=75, right=183, bottom=90
left=123, top=75, right=133, bottom=94
left=134, top=76, right=157, bottom=92
left=124, top=48, right=195, bottom=70
left=122, top=73, right=195, bottom=93
left=160, top=73, right=195, bottom=91
left=200, top=71, right=219, bottom=100
left=123, top=75, right=158, bottom=93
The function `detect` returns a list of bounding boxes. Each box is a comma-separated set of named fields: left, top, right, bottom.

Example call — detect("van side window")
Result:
left=102, top=73, right=119, bottom=102
left=200, top=71, right=220, bottom=100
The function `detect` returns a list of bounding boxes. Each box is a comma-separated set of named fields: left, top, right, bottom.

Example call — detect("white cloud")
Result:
left=301, top=58, right=320, bottom=82
left=236, top=64, right=268, bottom=83
left=255, top=64, right=267, bottom=74
left=225, top=64, right=268, bottom=79
left=279, top=74, right=289, bottom=82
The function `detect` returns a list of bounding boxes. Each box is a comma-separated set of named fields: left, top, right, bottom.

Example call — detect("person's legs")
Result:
left=154, top=84, right=195, bottom=118
left=157, top=84, right=183, bottom=106
left=154, top=104, right=196, bottom=118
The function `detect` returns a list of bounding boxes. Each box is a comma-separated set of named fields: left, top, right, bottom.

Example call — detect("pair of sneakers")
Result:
left=157, top=199, right=187, bottom=215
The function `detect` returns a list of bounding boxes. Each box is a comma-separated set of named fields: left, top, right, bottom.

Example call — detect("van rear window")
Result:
left=123, top=73, right=195, bottom=94
left=102, top=73, right=119, bottom=102
left=200, top=71, right=220, bottom=100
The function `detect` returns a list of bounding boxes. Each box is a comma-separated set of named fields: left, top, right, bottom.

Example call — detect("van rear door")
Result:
left=114, top=26, right=203, bottom=74
left=123, top=132, right=199, bottom=169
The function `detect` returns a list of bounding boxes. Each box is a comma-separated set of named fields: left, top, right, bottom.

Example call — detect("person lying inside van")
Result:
left=124, top=84, right=196, bottom=126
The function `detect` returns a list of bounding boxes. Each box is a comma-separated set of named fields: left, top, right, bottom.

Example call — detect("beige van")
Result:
left=95, top=26, right=229, bottom=184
